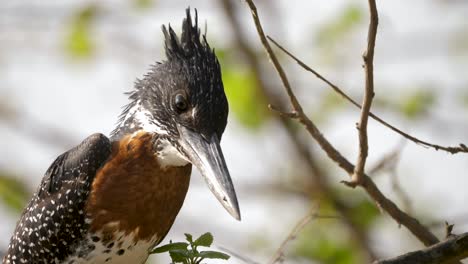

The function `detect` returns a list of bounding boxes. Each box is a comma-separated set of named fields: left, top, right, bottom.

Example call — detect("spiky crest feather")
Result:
left=162, top=8, right=215, bottom=61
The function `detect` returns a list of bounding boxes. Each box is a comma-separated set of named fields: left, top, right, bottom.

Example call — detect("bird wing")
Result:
left=4, top=133, right=112, bottom=263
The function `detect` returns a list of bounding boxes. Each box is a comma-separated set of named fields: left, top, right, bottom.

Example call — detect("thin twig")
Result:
left=445, top=222, right=455, bottom=239
left=266, top=36, right=468, bottom=155
left=268, top=104, right=299, bottom=119
left=243, top=0, right=442, bottom=248
left=269, top=211, right=318, bottom=264
left=347, top=0, right=378, bottom=187
left=426, top=213, right=468, bottom=229
left=243, top=0, right=302, bottom=115
left=224, top=0, right=376, bottom=261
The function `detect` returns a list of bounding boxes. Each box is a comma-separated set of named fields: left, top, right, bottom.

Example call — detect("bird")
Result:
left=3, top=8, right=240, bottom=264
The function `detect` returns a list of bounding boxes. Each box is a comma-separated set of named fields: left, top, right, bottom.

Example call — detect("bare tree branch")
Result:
left=243, top=0, right=442, bottom=249
left=374, top=232, right=468, bottom=264
left=347, top=0, right=378, bottom=187
left=266, top=36, right=468, bottom=155
left=222, top=0, right=376, bottom=261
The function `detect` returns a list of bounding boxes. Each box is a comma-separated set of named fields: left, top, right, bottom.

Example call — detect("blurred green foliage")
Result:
left=65, top=5, right=98, bottom=58
left=335, top=190, right=381, bottom=233
left=223, top=68, right=268, bottom=129
left=312, top=90, right=347, bottom=124
left=291, top=191, right=378, bottom=263
left=347, top=199, right=380, bottom=230
left=0, top=173, right=30, bottom=213
left=295, top=231, right=358, bottom=264
left=373, top=88, right=436, bottom=120
left=217, top=49, right=269, bottom=130
left=316, top=5, right=363, bottom=46
left=458, top=90, right=468, bottom=109
left=134, top=0, right=155, bottom=10
left=399, top=89, right=435, bottom=119
left=315, top=4, right=363, bottom=64
left=320, top=90, right=346, bottom=113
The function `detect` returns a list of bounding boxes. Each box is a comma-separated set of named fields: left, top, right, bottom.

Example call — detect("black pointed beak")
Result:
left=177, top=125, right=241, bottom=220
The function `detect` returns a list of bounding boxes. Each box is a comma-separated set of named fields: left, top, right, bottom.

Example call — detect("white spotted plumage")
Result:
left=65, top=230, right=159, bottom=264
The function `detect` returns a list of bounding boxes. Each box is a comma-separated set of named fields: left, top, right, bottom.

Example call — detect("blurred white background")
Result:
left=1, top=0, right=468, bottom=263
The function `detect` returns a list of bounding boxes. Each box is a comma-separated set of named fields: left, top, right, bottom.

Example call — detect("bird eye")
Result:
left=174, top=94, right=188, bottom=112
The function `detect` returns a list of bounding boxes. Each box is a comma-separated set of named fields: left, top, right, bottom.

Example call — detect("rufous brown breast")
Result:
left=86, top=131, right=191, bottom=243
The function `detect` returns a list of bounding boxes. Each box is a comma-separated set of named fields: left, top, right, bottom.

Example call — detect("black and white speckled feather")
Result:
left=4, top=7, right=234, bottom=264
left=3, top=134, right=111, bottom=264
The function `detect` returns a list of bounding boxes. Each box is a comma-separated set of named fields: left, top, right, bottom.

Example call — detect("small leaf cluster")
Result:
left=150, top=232, right=230, bottom=264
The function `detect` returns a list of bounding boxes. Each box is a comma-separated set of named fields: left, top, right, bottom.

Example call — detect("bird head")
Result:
left=112, top=8, right=240, bottom=220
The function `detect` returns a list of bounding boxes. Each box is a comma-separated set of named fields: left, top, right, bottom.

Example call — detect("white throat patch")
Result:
left=120, top=100, right=169, bottom=136
left=121, top=101, right=190, bottom=168
left=156, top=139, right=190, bottom=167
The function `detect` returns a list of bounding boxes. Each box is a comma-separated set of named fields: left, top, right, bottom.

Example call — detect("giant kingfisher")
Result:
left=3, top=8, right=240, bottom=264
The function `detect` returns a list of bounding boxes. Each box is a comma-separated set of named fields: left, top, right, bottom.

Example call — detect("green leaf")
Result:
left=194, top=232, right=213, bottom=247
left=184, top=233, right=193, bottom=243
left=198, top=250, right=230, bottom=260
left=169, top=249, right=190, bottom=263
left=150, top=242, right=189, bottom=254
left=64, top=5, right=98, bottom=58
left=0, top=174, right=30, bottom=213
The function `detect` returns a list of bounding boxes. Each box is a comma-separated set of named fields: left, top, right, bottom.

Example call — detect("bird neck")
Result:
left=111, top=100, right=190, bottom=167
left=111, top=100, right=163, bottom=141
